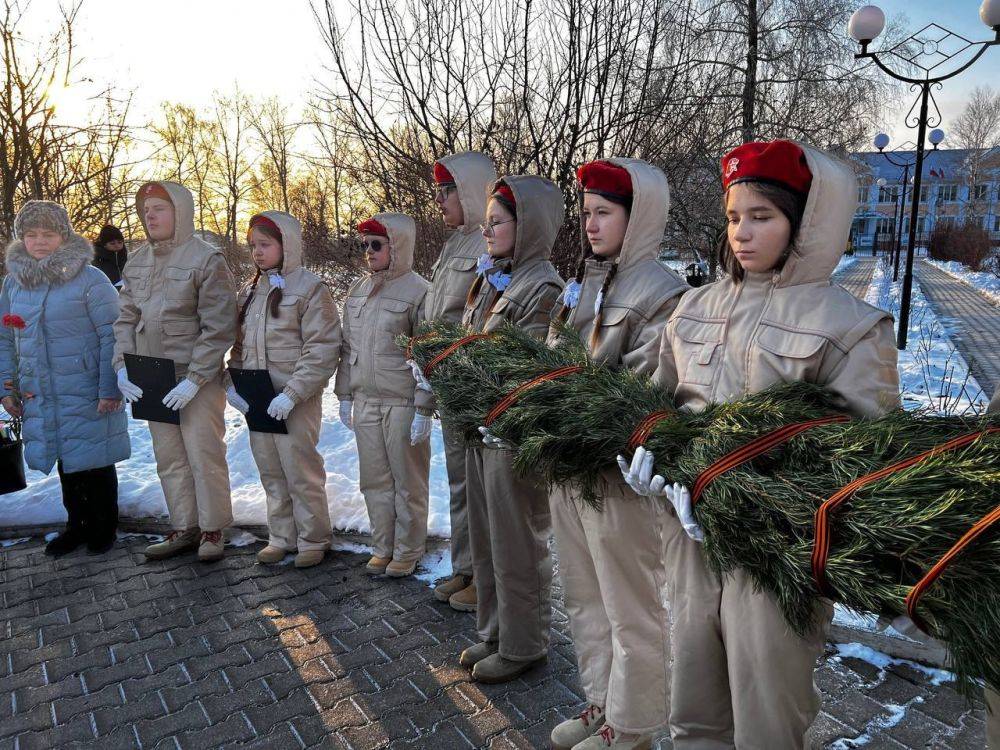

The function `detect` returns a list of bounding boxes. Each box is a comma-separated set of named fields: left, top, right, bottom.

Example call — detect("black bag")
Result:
left=0, top=419, right=27, bottom=495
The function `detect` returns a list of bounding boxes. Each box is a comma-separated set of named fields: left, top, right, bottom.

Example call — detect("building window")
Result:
left=994, top=215, right=1000, bottom=232
left=877, top=185, right=899, bottom=203
left=876, top=217, right=896, bottom=235
left=937, top=216, right=956, bottom=230
left=919, top=185, right=932, bottom=202
left=972, top=184, right=989, bottom=201
left=857, top=185, right=870, bottom=204
left=939, top=184, right=959, bottom=202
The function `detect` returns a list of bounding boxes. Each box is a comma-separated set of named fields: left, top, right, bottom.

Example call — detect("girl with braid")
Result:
left=546, top=160, right=687, bottom=750
left=227, top=212, right=342, bottom=568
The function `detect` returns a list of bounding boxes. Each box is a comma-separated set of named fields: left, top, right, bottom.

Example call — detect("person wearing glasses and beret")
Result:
left=335, top=214, right=433, bottom=579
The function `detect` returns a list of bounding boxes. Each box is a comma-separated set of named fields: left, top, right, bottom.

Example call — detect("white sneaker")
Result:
left=551, top=705, right=605, bottom=750
left=572, top=725, right=652, bottom=750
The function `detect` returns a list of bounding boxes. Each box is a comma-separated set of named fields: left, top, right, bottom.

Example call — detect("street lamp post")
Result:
left=873, top=134, right=943, bottom=282
left=848, top=0, right=1000, bottom=349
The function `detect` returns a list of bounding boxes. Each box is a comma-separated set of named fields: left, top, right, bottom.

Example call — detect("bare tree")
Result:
left=952, top=86, right=1000, bottom=221
left=247, top=96, right=300, bottom=214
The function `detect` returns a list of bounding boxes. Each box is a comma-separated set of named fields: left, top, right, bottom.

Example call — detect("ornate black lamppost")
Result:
left=848, top=0, right=1000, bottom=349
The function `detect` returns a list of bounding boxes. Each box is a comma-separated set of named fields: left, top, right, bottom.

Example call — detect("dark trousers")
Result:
left=57, top=462, right=119, bottom=543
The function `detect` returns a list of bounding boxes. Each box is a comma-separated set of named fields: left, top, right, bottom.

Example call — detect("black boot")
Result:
left=85, top=466, right=119, bottom=554
left=47, top=463, right=87, bottom=557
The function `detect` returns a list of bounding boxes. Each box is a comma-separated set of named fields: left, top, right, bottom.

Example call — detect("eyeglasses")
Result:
left=434, top=184, right=456, bottom=201
left=480, top=219, right=515, bottom=237
left=361, top=239, right=385, bottom=252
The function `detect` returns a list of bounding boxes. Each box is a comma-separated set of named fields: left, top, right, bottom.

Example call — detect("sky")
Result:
left=23, top=0, right=1000, bottom=151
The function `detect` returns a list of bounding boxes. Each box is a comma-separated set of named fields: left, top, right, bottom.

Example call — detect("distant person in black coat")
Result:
left=92, top=225, right=127, bottom=287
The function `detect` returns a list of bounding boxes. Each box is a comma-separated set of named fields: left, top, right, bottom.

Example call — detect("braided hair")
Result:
left=238, top=223, right=284, bottom=329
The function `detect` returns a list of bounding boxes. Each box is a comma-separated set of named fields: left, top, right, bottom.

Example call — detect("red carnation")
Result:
left=2, top=314, right=26, bottom=330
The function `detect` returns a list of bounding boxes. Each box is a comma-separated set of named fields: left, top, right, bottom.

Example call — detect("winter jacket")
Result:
left=463, top=175, right=564, bottom=337
left=229, top=211, right=342, bottom=403
left=425, top=151, right=496, bottom=324
left=113, top=181, right=237, bottom=386
left=92, top=245, right=127, bottom=287
left=334, top=213, right=432, bottom=413
left=653, top=143, right=899, bottom=419
left=547, top=158, right=688, bottom=375
left=0, top=235, right=130, bottom=473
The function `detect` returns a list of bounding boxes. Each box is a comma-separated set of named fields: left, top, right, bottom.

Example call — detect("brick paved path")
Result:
left=913, top=260, right=1000, bottom=396
left=1, top=535, right=989, bottom=749
left=832, top=257, right=876, bottom=300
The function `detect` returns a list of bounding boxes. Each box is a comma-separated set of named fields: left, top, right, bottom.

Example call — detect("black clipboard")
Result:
left=228, top=367, right=289, bottom=434
left=124, top=353, right=181, bottom=425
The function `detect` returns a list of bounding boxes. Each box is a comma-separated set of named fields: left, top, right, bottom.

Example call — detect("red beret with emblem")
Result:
left=433, top=162, right=455, bottom=185
left=576, top=160, right=632, bottom=198
left=721, top=140, right=812, bottom=195
left=357, top=218, right=389, bottom=236
left=138, top=182, right=172, bottom=205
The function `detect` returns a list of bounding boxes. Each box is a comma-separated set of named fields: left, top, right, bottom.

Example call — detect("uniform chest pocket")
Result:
left=126, top=267, right=153, bottom=301
left=752, top=322, right=828, bottom=383
left=673, top=316, right=725, bottom=386
left=272, top=294, right=302, bottom=327
left=377, top=298, right=411, bottom=352
left=164, top=267, right=195, bottom=301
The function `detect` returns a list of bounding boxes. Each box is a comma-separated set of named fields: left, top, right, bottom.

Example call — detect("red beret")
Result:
left=576, top=160, right=632, bottom=198
left=138, top=182, right=172, bottom=205
left=721, top=140, right=812, bottom=195
left=492, top=184, right=516, bottom=208
left=247, top=214, right=281, bottom=243
left=433, top=162, right=455, bottom=185
left=357, top=218, right=389, bottom=236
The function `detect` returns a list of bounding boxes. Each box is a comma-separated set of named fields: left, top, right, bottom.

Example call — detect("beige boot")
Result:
left=448, top=581, right=477, bottom=612
left=257, top=545, right=288, bottom=564
left=551, top=705, right=605, bottom=750
left=366, top=556, right=391, bottom=574
left=434, top=574, right=472, bottom=602
left=144, top=528, right=200, bottom=560
left=386, top=559, right=416, bottom=578
left=294, top=550, right=325, bottom=568
left=459, top=641, right=499, bottom=668
left=572, top=726, right=652, bottom=749
left=197, top=530, right=225, bottom=562
left=471, top=652, right=547, bottom=684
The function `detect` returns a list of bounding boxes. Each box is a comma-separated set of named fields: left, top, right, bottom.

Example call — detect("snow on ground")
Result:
left=0, top=390, right=453, bottom=537
left=865, top=257, right=990, bottom=414
left=924, top=258, right=1000, bottom=306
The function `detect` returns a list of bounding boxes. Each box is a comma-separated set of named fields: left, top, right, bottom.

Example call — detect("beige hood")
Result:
left=135, top=181, right=195, bottom=246
left=605, top=157, right=670, bottom=270
left=438, top=151, right=496, bottom=230
left=498, top=175, right=564, bottom=269
left=776, top=142, right=858, bottom=287
left=251, top=210, right=303, bottom=275
left=372, top=212, right=416, bottom=281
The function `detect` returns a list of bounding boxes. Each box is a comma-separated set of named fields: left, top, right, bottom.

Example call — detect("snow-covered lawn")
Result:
left=924, top=258, right=1000, bottom=306
left=0, top=391, right=453, bottom=535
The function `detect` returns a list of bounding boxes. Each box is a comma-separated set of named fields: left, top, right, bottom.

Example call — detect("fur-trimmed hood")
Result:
left=4, top=234, right=94, bottom=289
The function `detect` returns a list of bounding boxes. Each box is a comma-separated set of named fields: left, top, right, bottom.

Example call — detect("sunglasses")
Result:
left=362, top=239, right=386, bottom=252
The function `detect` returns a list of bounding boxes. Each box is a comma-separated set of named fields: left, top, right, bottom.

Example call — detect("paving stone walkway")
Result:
left=832, top=257, right=877, bottom=300
left=913, top=260, right=1000, bottom=396
left=0, top=535, right=989, bottom=749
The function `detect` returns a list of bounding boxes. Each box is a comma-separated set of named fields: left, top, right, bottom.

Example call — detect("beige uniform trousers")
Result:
left=662, top=513, right=831, bottom=750
left=248, top=393, right=332, bottom=552
left=551, top=479, right=671, bottom=734
left=442, top=419, right=472, bottom=577
left=466, top=445, right=552, bottom=661
left=354, top=399, right=430, bottom=564
left=988, top=689, right=999, bottom=749
left=148, top=378, right=233, bottom=532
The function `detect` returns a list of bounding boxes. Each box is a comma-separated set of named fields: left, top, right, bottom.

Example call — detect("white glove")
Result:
left=478, top=426, right=513, bottom=450
left=162, top=378, right=200, bottom=410
left=339, top=400, right=354, bottom=431
left=616, top=447, right=666, bottom=497
left=267, top=393, right=295, bottom=421
left=665, top=483, right=704, bottom=543
left=226, top=386, right=249, bottom=415
left=410, top=412, right=433, bottom=445
left=117, top=367, right=143, bottom=404
left=407, top=359, right=433, bottom=393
